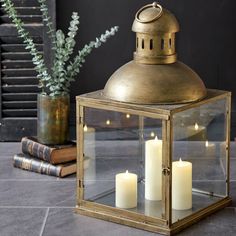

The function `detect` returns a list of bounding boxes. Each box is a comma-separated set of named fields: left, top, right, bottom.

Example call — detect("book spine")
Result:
left=21, top=138, right=53, bottom=162
left=13, top=154, right=62, bottom=177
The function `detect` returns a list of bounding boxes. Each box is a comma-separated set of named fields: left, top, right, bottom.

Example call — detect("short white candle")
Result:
left=172, top=158, right=192, bottom=210
left=116, top=170, right=137, bottom=209
left=145, top=136, right=162, bottom=200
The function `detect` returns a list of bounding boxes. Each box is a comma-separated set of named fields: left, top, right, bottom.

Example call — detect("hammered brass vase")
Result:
left=37, top=94, right=70, bottom=145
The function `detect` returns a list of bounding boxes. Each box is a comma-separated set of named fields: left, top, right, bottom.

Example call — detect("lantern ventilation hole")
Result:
left=142, top=39, right=145, bottom=49
left=150, top=39, right=153, bottom=50
left=161, top=39, right=164, bottom=50
left=169, top=38, right=172, bottom=48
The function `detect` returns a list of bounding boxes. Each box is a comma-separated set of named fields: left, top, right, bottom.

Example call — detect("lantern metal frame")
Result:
left=75, top=89, right=231, bottom=235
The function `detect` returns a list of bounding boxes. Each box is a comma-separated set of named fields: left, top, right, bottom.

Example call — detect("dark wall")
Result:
left=56, top=0, right=236, bottom=138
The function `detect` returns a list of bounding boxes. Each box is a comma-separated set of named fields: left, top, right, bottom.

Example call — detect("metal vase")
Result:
left=37, top=94, right=70, bottom=145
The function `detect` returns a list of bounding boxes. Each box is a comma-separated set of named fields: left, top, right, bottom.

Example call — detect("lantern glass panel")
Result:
left=172, top=97, right=228, bottom=223
left=83, top=107, right=165, bottom=219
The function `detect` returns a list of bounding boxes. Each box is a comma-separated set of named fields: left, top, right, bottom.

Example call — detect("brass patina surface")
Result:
left=103, top=2, right=207, bottom=104
left=37, top=94, right=69, bottom=145
left=103, top=61, right=206, bottom=104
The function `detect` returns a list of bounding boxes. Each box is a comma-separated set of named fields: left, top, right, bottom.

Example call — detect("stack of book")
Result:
left=13, top=137, right=77, bottom=177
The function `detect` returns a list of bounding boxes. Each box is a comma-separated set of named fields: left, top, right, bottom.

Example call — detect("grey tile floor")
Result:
left=0, top=142, right=235, bottom=236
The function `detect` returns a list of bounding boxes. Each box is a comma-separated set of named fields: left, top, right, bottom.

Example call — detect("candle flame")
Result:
left=126, top=114, right=130, bottom=119
left=125, top=170, right=129, bottom=174
left=106, top=119, right=111, bottom=125
left=83, top=124, right=88, bottom=132
left=194, top=123, right=199, bottom=130
left=155, top=136, right=158, bottom=141
left=205, top=140, right=209, bottom=147
left=150, top=132, right=155, bottom=137
left=179, top=157, right=182, bottom=162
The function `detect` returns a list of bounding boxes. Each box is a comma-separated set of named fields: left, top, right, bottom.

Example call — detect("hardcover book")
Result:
left=21, top=137, right=77, bottom=164
left=13, top=153, right=76, bottom=177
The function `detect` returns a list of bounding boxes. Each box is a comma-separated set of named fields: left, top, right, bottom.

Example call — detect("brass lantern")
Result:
left=103, top=2, right=207, bottom=104
left=76, top=3, right=231, bottom=235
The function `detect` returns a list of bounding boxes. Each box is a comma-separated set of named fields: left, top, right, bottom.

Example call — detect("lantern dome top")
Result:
left=103, top=2, right=207, bottom=105
left=132, top=2, right=180, bottom=34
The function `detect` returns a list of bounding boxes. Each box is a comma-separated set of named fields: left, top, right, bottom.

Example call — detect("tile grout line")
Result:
left=39, top=207, right=49, bottom=236
left=0, top=179, right=236, bottom=182
left=55, top=194, right=76, bottom=206
left=0, top=205, right=234, bottom=209
left=0, top=206, right=74, bottom=209
left=0, top=179, right=76, bottom=182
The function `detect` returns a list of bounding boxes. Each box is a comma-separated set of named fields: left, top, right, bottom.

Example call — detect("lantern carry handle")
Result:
left=135, top=2, right=163, bottom=23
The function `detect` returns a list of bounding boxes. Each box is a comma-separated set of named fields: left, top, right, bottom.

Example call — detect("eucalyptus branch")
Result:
left=64, top=12, right=80, bottom=60
left=38, top=0, right=56, bottom=45
left=65, top=26, right=119, bottom=87
left=49, top=12, right=80, bottom=96
left=0, top=0, right=51, bottom=92
left=1, top=0, right=119, bottom=97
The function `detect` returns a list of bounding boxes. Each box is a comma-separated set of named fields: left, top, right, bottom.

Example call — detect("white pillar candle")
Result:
left=145, top=136, right=162, bottom=200
left=172, top=158, right=192, bottom=210
left=83, top=125, right=95, bottom=154
left=205, top=140, right=216, bottom=157
left=84, top=125, right=96, bottom=183
left=116, top=170, right=137, bottom=209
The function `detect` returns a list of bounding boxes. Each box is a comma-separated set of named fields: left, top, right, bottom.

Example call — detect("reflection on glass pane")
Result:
left=83, top=107, right=165, bottom=220
left=172, top=98, right=228, bottom=223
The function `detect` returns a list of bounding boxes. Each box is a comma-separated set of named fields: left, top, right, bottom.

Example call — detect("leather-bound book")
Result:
left=13, top=153, right=76, bottom=178
left=21, top=137, right=76, bottom=164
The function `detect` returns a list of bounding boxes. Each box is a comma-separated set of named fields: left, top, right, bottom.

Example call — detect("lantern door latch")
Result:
left=79, top=180, right=84, bottom=188
left=79, top=116, right=83, bottom=124
left=162, top=167, right=170, bottom=176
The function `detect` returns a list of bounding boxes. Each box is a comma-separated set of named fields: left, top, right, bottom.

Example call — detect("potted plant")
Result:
left=1, top=0, right=118, bottom=144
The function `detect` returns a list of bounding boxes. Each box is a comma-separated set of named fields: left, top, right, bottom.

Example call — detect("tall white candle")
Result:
left=116, top=170, right=137, bottom=209
left=145, top=136, right=162, bottom=200
left=172, top=158, right=192, bottom=210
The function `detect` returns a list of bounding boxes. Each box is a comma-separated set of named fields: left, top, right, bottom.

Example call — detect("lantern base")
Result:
left=75, top=197, right=231, bottom=235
